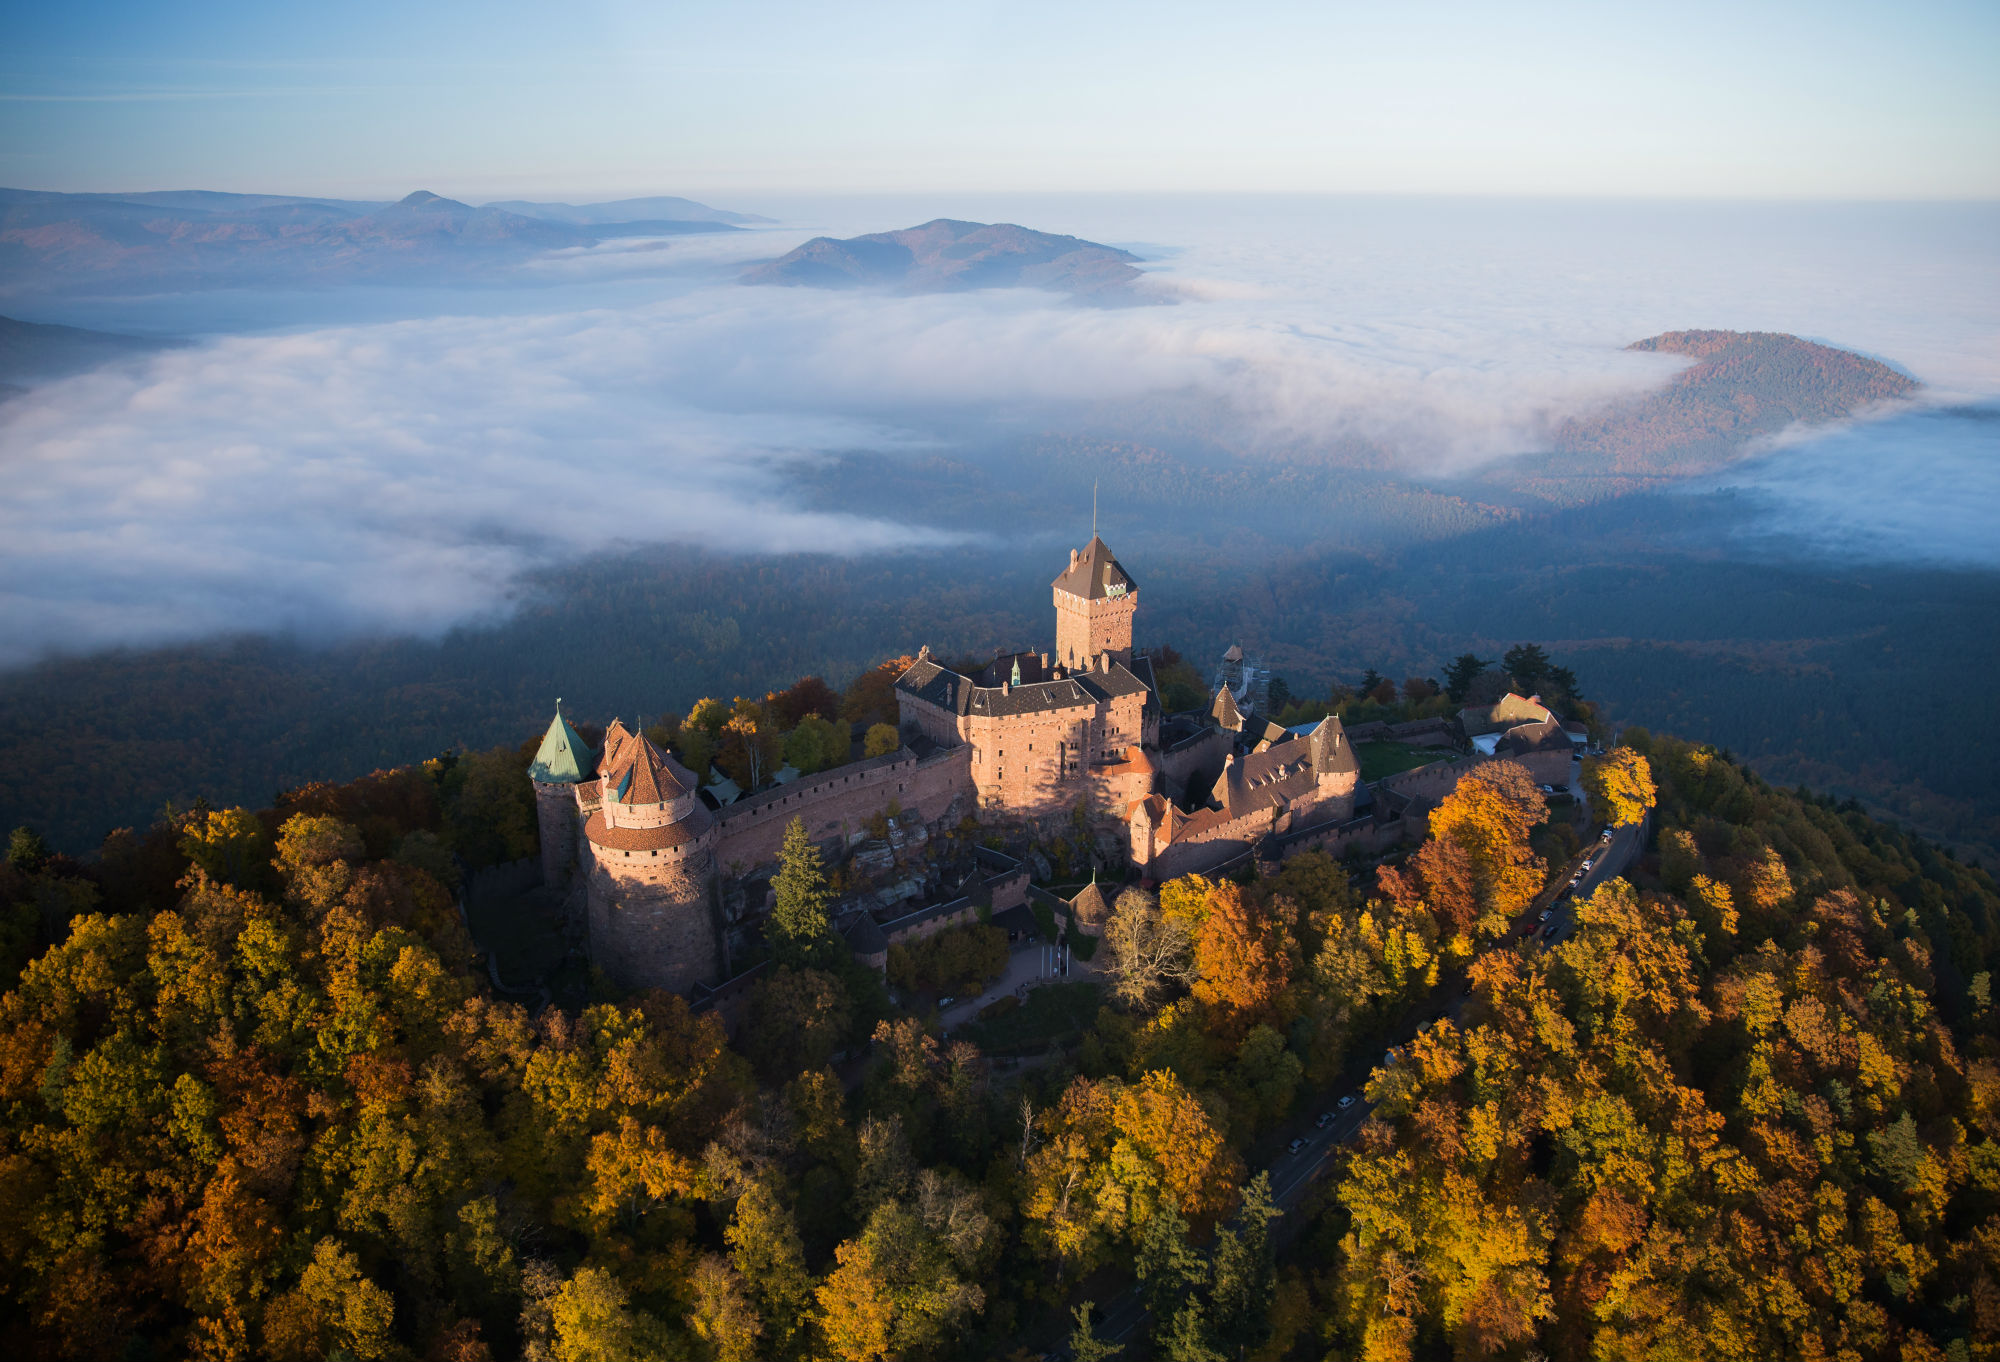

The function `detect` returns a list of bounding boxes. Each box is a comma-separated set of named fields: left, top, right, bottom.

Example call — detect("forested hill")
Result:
left=1, top=728, right=1997, bottom=1358
left=1502, top=328, right=1919, bottom=499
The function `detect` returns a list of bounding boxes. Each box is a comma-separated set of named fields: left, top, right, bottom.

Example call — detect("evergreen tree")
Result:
left=1501, top=642, right=1552, bottom=692
left=1134, top=1202, right=1205, bottom=1321
left=1068, top=1301, right=1124, bottom=1362
left=1443, top=653, right=1492, bottom=703
left=770, top=817, right=841, bottom=969
left=1206, top=1173, right=1279, bottom=1357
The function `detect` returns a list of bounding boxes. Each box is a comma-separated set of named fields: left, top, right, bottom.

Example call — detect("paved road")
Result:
left=1069, top=770, right=1648, bottom=1351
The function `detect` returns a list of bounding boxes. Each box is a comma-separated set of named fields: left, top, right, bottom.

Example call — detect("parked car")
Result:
left=1540, top=920, right=1559, bottom=939
left=1600, top=828, right=1614, bottom=842
left=1581, top=859, right=1594, bottom=872
left=1316, top=1110, right=1336, bottom=1129
left=1538, top=908, right=1552, bottom=923
left=938, top=996, right=955, bottom=1009
left=1568, top=875, right=1582, bottom=889
left=1539, top=783, right=1559, bottom=795
left=1288, top=1137, right=1308, bottom=1155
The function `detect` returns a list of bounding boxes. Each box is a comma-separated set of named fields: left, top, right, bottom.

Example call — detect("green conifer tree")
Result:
left=770, top=817, right=840, bottom=969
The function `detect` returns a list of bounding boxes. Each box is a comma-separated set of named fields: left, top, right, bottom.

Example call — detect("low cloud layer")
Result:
left=2, top=196, right=1993, bottom=665
left=1715, top=404, right=2000, bottom=569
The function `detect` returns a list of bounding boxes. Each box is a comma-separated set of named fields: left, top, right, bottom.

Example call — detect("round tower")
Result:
left=581, top=728, right=722, bottom=995
left=528, top=700, right=596, bottom=889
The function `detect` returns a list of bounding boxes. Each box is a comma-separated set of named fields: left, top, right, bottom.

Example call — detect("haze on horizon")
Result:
left=4, top=0, right=1997, bottom=201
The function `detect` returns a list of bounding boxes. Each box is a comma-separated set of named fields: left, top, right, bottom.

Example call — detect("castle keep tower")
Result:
left=529, top=701, right=595, bottom=888
left=1053, top=535, right=1138, bottom=671
left=578, top=724, right=723, bottom=995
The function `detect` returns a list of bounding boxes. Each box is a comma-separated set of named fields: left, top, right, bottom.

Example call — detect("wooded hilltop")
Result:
left=3, top=665, right=1998, bottom=1358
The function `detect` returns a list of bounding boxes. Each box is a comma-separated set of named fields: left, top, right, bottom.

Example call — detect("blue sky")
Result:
left=3, top=0, right=1996, bottom=200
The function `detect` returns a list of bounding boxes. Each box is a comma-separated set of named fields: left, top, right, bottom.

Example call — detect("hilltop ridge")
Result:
left=743, top=218, right=1147, bottom=298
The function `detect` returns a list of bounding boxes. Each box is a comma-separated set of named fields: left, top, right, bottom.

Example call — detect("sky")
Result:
left=3, top=0, right=1997, bottom=200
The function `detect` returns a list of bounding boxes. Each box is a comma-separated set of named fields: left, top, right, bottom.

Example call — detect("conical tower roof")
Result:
left=1211, top=684, right=1244, bottom=731
left=605, top=730, right=697, bottom=805
left=529, top=703, right=596, bottom=784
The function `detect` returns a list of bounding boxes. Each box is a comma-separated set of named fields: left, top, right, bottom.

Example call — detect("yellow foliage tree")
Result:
left=1582, top=747, right=1656, bottom=827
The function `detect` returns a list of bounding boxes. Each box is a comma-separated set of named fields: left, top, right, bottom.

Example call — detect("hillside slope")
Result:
left=1495, top=329, right=1918, bottom=499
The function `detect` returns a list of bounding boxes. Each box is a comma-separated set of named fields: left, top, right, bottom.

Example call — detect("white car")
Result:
left=1581, top=859, right=1593, bottom=872
left=1600, top=828, right=1614, bottom=842
left=1288, top=1137, right=1308, bottom=1155
left=1338, top=1094, right=1356, bottom=1110
left=1569, top=875, right=1582, bottom=889
left=938, top=996, right=955, bottom=1008
left=1538, top=908, right=1552, bottom=923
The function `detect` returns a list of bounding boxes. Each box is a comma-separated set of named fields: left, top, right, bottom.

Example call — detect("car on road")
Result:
left=1538, top=908, right=1552, bottom=923
left=1569, top=875, right=1582, bottom=889
left=1540, top=920, right=1560, bottom=939
left=1288, top=1137, right=1308, bottom=1155
left=1539, top=783, right=1560, bottom=795
left=1338, top=1094, right=1357, bottom=1110
left=938, top=996, right=955, bottom=1009
left=1580, top=859, right=1593, bottom=872
left=1316, top=1110, right=1335, bottom=1128
left=1601, top=828, right=1614, bottom=842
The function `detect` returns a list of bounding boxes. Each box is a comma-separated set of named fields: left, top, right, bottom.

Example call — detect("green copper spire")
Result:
left=529, top=699, right=596, bottom=783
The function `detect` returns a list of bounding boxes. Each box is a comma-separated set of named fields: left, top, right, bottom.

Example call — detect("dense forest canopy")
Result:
left=3, top=706, right=1997, bottom=1358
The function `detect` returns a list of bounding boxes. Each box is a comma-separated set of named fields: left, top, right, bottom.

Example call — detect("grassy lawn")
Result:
left=1355, top=741, right=1453, bottom=783
left=961, top=981, right=1103, bottom=1052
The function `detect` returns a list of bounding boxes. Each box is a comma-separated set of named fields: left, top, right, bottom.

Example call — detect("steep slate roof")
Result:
left=529, top=706, right=595, bottom=784
left=895, top=655, right=974, bottom=715
left=607, top=733, right=697, bottom=805
left=1459, top=693, right=1554, bottom=739
left=1069, top=880, right=1112, bottom=927
left=1310, top=715, right=1361, bottom=777
left=1211, top=686, right=1244, bottom=730
left=1052, top=535, right=1136, bottom=600
left=843, top=913, right=889, bottom=956
left=899, top=652, right=1153, bottom=719
left=597, top=719, right=635, bottom=774
left=1499, top=714, right=1572, bottom=758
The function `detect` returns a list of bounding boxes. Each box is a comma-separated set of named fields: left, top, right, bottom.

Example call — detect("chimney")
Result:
left=1070, top=548, right=1079, bottom=568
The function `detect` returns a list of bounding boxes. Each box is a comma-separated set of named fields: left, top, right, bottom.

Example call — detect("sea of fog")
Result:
left=1, top=195, right=1995, bottom=665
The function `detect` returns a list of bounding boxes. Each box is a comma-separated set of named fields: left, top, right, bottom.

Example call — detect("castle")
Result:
left=528, top=533, right=1509, bottom=997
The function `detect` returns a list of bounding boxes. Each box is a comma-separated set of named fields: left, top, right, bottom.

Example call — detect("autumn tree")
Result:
left=1582, top=746, right=1656, bottom=827
left=862, top=724, right=901, bottom=759
left=1103, top=889, right=1196, bottom=1010
left=1190, top=881, right=1291, bottom=1036
left=1422, top=759, right=1547, bottom=935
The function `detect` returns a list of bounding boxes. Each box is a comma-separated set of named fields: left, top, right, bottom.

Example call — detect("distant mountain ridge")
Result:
left=0, top=187, right=755, bottom=298
left=743, top=219, right=1146, bottom=298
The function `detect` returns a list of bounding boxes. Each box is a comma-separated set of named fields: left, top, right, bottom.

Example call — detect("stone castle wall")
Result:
left=714, top=745, right=974, bottom=874
left=1157, top=727, right=1231, bottom=800
left=1054, top=593, right=1136, bottom=670
left=532, top=779, right=579, bottom=887
left=585, top=831, right=722, bottom=995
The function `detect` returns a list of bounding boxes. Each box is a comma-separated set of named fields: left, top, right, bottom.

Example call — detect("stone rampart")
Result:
left=714, top=745, right=974, bottom=875
left=1156, top=726, right=1231, bottom=800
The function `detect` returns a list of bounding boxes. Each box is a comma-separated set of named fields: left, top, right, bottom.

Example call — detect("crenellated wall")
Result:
left=714, top=745, right=974, bottom=875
